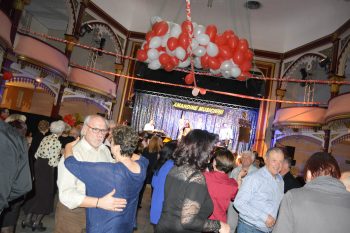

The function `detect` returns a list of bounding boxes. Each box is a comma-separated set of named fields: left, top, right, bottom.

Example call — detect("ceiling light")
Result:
left=244, top=1, right=262, bottom=10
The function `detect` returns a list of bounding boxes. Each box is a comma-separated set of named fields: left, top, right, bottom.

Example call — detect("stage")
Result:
left=131, top=91, right=258, bottom=152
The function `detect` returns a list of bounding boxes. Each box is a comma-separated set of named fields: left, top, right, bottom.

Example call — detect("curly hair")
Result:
left=173, top=129, right=218, bottom=171
left=38, top=120, right=50, bottom=132
left=303, top=152, right=341, bottom=180
left=112, top=125, right=139, bottom=157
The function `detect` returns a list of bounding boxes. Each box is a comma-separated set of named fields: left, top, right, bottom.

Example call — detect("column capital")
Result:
left=275, top=88, right=286, bottom=99
left=13, top=0, right=31, bottom=11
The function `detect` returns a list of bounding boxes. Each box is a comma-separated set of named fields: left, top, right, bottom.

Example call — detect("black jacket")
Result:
left=0, top=121, right=32, bottom=212
left=283, top=171, right=302, bottom=193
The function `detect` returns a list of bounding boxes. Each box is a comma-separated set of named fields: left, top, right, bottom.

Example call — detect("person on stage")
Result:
left=144, top=119, right=155, bottom=131
left=219, top=123, right=233, bottom=148
left=178, top=119, right=192, bottom=140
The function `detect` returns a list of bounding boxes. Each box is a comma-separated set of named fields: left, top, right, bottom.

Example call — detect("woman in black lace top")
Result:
left=155, top=130, right=230, bottom=233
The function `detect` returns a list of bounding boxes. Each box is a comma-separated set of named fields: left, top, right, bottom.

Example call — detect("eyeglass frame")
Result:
left=86, top=124, right=109, bottom=135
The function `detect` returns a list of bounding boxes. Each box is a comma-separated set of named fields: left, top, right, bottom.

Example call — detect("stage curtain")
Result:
left=131, top=92, right=258, bottom=152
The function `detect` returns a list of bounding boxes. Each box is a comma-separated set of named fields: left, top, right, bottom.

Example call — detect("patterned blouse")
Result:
left=35, top=134, right=62, bottom=167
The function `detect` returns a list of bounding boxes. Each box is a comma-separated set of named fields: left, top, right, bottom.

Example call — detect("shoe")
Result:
left=32, top=222, right=46, bottom=232
left=21, top=221, right=33, bottom=229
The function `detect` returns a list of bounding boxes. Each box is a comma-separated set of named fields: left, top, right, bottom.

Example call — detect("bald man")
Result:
left=340, top=171, right=350, bottom=192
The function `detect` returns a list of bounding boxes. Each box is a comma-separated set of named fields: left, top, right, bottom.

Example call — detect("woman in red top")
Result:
left=204, top=149, right=238, bottom=222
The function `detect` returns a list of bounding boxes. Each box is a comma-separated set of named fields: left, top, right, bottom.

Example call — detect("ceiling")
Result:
left=24, top=0, right=350, bottom=53
left=92, top=0, right=350, bottom=52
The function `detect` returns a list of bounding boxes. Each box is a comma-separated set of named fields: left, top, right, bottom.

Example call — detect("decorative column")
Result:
left=11, top=0, right=31, bottom=42
left=50, top=81, right=68, bottom=118
left=64, top=34, right=78, bottom=59
left=329, top=74, right=344, bottom=98
left=269, top=88, right=286, bottom=147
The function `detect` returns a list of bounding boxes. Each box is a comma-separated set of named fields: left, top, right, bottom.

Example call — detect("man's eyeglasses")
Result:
left=86, top=124, right=109, bottom=134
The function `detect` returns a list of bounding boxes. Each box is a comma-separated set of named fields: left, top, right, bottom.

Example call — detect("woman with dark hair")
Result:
left=273, top=152, right=350, bottom=233
left=63, top=125, right=148, bottom=233
left=138, top=135, right=163, bottom=208
left=150, top=141, right=177, bottom=225
left=156, top=130, right=230, bottom=233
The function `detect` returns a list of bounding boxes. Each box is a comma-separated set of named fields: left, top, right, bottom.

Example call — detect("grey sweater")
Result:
left=273, top=176, right=350, bottom=233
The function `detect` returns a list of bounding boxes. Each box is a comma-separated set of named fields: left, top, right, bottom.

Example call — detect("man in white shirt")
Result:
left=219, top=123, right=233, bottom=147
left=55, top=115, right=127, bottom=233
left=144, top=119, right=155, bottom=131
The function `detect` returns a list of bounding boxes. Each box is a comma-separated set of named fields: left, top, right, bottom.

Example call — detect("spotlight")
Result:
left=98, top=38, right=106, bottom=56
left=79, top=24, right=93, bottom=37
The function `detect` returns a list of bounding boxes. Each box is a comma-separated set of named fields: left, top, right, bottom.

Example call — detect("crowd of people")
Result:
left=1, top=108, right=350, bottom=233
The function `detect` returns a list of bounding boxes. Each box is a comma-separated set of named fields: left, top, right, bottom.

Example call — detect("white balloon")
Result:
left=222, top=70, right=231, bottom=78
left=193, top=46, right=206, bottom=57
left=149, top=36, right=162, bottom=49
left=194, top=25, right=205, bottom=38
left=161, top=34, right=170, bottom=47
left=170, top=24, right=182, bottom=38
left=191, top=38, right=199, bottom=50
left=194, top=57, right=202, bottom=69
left=207, top=42, right=219, bottom=57
left=197, top=34, right=210, bottom=46
left=148, top=59, right=161, bottom=70
left=166, top=47, right=175, bottom=56
left=210, top=69, right=221, bottom=75
left=230, top=67, right=241, bottom=78
left=147, top=48, right=159, bottom=60
left=178, top=58, right=191, bottom=68
left=220, top=60, right=234, bottom=72
left=192, top=88, right=200, bottom=96
left=175, top=47, right=186, bottom=61
left=151, top=16, right=162, bottom=25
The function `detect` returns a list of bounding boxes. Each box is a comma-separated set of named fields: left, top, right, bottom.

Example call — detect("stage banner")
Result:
left=172, top=101, right=225, bottom=115
left=132, top=92, right=259, bottom=152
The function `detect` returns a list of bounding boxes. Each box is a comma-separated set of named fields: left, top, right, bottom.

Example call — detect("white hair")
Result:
left=241, top=150, right=256, bottom=160
left=83, top=115, right=108, bottom=128
left=50, top=120, right=66, bottom=134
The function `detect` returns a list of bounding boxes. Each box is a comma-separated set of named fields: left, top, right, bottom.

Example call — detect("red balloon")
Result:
left=223, top=30, right=235, bottom=41
left=215, top=34, right=226, bottom=46
left=159, top=53, right=171, bottom=66
left=169, top=56, right=179, bottom=67
left=233, top=50, right=245, bottom=65
left=205, top=25, right=217, bottom=42
left=167, top=37, right=179, bottom=51
left=208, top=57, right=220, bottom=70
left=245, top=49, right=254, bottom=61
left=2, top=71, right=13, bottom=81
left=184, top=73, right=194, bottom=85
left=153, top=21, right=169, bottom=36
left=178, top=33, right=190, bottom=49
left=227, top=35, right=239, bottom=50
left=181, top=20, right=193, bottom=34
left=164, top=62, right=175, bottom=72
left=240, top=60, right=252, bottom=72
left=201, top=54, right=210, bottom=69
left=238, top=39, right=249, bottom=51
left=237, top=75, right=247, bottom=81
left=199, top=88, right=207, bottom=95
left=146, top=30, right=155, bottom=42
left=143, top=43, right=149, bottom=51
left=219, top=45, right=233, bottom=60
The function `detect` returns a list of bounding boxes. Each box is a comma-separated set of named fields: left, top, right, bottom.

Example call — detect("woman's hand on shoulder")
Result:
left=219, top=222, right=230, bottom=233
left=64, top=137, right=80, bottom=158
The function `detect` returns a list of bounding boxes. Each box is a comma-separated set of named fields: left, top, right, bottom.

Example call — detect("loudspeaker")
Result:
left=238, top=127, right=251, bottom=143
left=284, top=146, right=295, bottom=159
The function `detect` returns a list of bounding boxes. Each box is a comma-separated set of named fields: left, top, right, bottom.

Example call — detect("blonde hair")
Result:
left=148, top=135, right=163, bottom=153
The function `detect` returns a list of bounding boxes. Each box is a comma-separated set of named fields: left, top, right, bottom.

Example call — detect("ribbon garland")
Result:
left=185, top=0, right=197, bottom=88
left=70, top=62, right=324, bottom=105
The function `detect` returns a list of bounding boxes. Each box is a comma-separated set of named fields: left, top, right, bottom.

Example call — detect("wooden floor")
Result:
left=15, top=185, right=154, bottom=233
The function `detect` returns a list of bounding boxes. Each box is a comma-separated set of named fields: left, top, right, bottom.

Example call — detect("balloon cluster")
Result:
left=137, top=17, right=253, bottom=83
